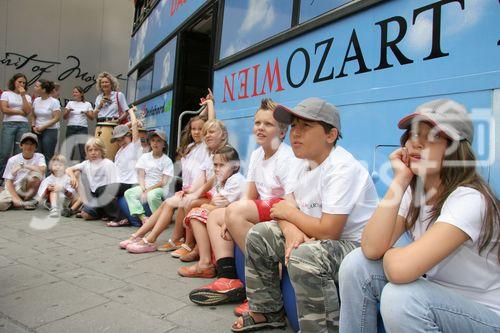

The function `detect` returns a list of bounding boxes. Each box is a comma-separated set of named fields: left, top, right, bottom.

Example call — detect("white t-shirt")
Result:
left=37, top=174, right=76, bottom=198
left=292, top=146, right=379, bottom=241
left=246, top=143, right=298, bottom=200
left=33, top=97, right=61, bottom=129
left=198, top=152, right=215, bottom=182
left=135, top=152, right=174, bottom=188
left=2, top=153, right=46, bottom=186
left=210, top=172, right=246, bottom=205
left=398, top=187, right=500, bottom=316
left=73, top=158, right=117, bottom=192
left=114, top=141, right=142, bottom=184
left=95, top=91, right=129, bottom=119
left=181, top=142, right=210, bottom=189
left=0, top=91, right=32, bottom=122
left=66, top=101, right=93, bottom=127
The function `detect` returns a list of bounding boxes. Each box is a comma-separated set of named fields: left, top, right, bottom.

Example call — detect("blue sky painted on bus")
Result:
left=153, top=37, right=177, bottom=91
left=220, top=0, right=293, bottom=59
left=299, top=0, right=353, bottom=23
left=213, top=0, right=499, bottom=194
left=129, top=0, right=207, bottom=69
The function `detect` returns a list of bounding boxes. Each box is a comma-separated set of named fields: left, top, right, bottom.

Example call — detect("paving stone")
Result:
left=0, top=281, right=107, bottom=328
left=0, top=264, right=59, bottom=297
left=0, top=254, right=15, bottom=268
left=105, top=284, right=186, bottom=317
left=11, top=236, right=63, bottom=252
left=0, top=316, right=32, bottom=333
left=59, top=267, right=126, bottom=294
left=36, top=244, right=101, bottom=264
left=33, top=226, right=89, bottom=240
left=166, top=303, right=238, bottom=333
left=0, top=242, right=42, bottom=260
left=17, top=254, right=80, bottom=275
left=53, top=232, right=118, bottom=250
left=35, top=302, right=174, bottom=333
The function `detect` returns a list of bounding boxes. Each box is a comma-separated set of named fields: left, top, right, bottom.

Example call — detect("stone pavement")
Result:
left=0, top=208, right=294, bottom=333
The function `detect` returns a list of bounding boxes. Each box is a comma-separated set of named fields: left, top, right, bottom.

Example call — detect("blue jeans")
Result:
left=0, top=121, right=30, bottom=177
left=36, top=128, right=59, bottom=167
left=338, top=248, right=500, bottom=333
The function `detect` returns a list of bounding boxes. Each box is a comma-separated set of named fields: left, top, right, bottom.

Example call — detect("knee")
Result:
left=380, top=281, right=427, bottom=325
left=245, top=222, right=271, bottom=251
left=147, top=190, right=162, bottom=201
left=338, top=248, right=369, bottom=285
left=225, top=201, right=244, bottom=227
left=287, top=243, right=321, bottom=277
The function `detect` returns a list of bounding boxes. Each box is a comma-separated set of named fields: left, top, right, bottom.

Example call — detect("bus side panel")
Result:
left=213, top=0, right=499, bottom=193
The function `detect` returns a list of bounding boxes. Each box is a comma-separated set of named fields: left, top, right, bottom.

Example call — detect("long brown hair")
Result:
left=402, top=131, right=500, bottom=261
left=177, top=115, right=207, bottom=159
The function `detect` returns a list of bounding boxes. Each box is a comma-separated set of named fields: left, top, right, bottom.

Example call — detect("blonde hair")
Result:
left=49, top=154, right=67, bottom=172
left=96, top=72, right=119, bottom=93
left=203, top=119, right=228, bottom=152
left=85, top=138, right=106, bottom=158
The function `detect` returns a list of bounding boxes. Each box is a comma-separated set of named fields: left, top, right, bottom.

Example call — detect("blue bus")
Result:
left=127, top=0, right=499, bottom=196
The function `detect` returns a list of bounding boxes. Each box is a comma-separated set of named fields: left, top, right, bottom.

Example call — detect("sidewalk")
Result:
left=0, top=208, right=293, bottom=333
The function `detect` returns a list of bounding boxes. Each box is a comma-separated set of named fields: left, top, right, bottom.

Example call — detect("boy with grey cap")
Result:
left=0, top=133, right=46, bottom=210
left=232, top=98, right=379, bottom=332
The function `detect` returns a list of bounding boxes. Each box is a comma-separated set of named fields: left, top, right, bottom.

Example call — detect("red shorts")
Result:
left=253, top=198, right=284, bottom=222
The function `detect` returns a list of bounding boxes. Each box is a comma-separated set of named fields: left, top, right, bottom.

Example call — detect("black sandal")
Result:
left=231, top=309, right=286, bottom=332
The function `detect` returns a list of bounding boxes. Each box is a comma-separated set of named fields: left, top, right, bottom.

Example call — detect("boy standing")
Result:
left=232, top=98, right=378, bottom=332
left=0, top=133, right=46, bottom=210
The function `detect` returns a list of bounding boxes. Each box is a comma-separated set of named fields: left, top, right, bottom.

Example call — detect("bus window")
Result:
left=153, top=37, right=177, bottom=92
left=219, top=0, right=293, bottom=59
left=126, top=70, right=137, bottom=104
left=299, top=0, right=354, bottom=23
left=136, top=68, right=153, bottom=101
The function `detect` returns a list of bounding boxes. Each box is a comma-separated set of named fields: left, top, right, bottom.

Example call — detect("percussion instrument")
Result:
left=95, top=122, right=119, bottom=160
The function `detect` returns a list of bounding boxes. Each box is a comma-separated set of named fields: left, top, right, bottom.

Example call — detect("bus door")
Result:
left=170, top=5, right=217, bottom=156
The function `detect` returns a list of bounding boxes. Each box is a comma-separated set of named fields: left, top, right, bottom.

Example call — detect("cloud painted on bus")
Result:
left=219, top=0, right=496, bottom=104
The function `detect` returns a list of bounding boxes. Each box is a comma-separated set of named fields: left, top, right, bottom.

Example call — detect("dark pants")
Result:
left=81, top=181, right=134, bottom=221
left=36, top=128, right=59, bottom=168
left=65, top=125, right=89, bottom=162
left=0, top=121, right=30, bottom=177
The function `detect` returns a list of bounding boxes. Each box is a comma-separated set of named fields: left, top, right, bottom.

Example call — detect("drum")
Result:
left=95, top=122, right=119, bottom=160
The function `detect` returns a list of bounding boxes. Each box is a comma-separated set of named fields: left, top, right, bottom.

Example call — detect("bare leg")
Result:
left=24, top=178, right=41, bottom=200
left=135, top=196, right=181, bottom=238
left=144, top=204, right=175, bottom=243
left=225, top=200, right=260, bottom=254
left=190, top=218, right=212, bottom=268
left=207, top=208, right=234, bottom=260
left=183, top=198, right=210, bottom=247
left=171, top=207, right=186, bottom=241
left=49, top=191, right=58, bottom=208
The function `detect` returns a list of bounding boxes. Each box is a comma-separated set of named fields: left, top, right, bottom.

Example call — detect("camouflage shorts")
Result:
left=245, top=221, right=358, bottom=333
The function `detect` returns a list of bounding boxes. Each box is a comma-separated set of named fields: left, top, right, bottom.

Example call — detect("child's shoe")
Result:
left=189, top=278, right=245, bottom=305
left=126, top=238, right=157, bottom=253
left=119, top=235, right=141, bottom=249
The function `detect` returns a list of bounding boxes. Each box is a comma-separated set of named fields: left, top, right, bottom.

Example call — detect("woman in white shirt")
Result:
left=92, top=72, right=129, bottom=124
left=32, top=79, right=61, bottom=166
left=339, top=99, right=500, bottom=332
left=0, top=73, right=33, bottom=178
left=63, top=86, right=93, bottom=162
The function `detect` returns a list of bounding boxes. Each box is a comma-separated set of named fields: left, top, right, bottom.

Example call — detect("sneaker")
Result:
left=49, top=207, right=60, bottom=217
left=126, top=238, right=157, bottom=253
left=171, top=243, right=192, bottom=258
left=119, top=235, right=141, bottom=249
left=157, top=238, right=184, bottom=252
left=189, top=278, right=246, bottom=305
left=61, top=207, right=73, bottom=217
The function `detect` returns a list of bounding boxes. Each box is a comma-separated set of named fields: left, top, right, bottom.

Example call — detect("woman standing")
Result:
left=32, top=79, right=61, bottom=166
left=93, top=72, right=129, bottom=124
left=63, top=86, right=93, bottom=161
left=0, top=73, right=33, bottom=177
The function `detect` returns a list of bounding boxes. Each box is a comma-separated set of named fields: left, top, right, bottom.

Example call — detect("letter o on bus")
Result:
left=287, top=48, right=310, bottom=88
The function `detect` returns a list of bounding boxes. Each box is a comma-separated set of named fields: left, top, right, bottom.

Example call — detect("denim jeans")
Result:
left=0, top=121, right=30, bottom=177
left=338, top=248, right=500, bottom=333
left=36, top=128, right=59, bottom=167
left=65, top=125, right=89, bottom=162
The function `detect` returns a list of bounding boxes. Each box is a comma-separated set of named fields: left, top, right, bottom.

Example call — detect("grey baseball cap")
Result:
left=20, top=132, right=38, bottom=145
left=274, top=97, right=341, bottom=132
left=398, top=99, right=473, bottom=142
left=148, top=130, right=167, bottom=143
left=110, top=125, right=130, bottom=142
